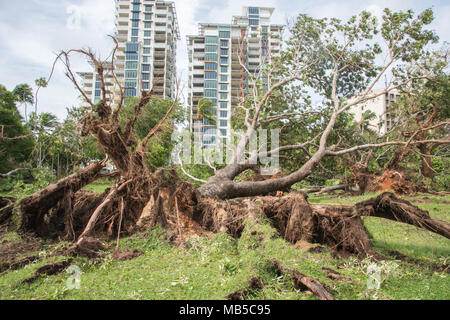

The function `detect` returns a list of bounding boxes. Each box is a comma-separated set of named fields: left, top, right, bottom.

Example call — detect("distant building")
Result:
left=187, top=6, right=283, bottom=147
left=79, top=0, right=180, bottom=105
left=348, top=88, right=401, bottom=135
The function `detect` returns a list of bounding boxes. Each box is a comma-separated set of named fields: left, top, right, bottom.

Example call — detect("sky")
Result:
left=0, top=0, right=449, bottom=120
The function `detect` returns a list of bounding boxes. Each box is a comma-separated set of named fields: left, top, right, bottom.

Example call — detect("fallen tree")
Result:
left=0, top=10, right=449, bottom=267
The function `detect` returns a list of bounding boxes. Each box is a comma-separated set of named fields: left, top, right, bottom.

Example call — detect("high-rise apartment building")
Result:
left=79, top=0, right=180, bottom=104
left=348, top=89, right=401, bottom=135
left=187, top=7, right=283, bottom=147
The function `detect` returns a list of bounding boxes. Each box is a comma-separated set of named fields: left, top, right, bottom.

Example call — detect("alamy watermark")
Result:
left=66, top=265, right=82, bottom=290
left=171, top=129, right=280, bottom=174
left=66, top=5, right=81, bottom=30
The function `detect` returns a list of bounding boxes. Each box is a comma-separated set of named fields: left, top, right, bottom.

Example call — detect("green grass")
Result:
left=0, top=192, right=448, bottom=300
left=82, top=178, right=114, bottom=194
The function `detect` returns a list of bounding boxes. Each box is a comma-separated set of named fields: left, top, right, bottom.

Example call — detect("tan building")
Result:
left=348, top=88, right=401, bottom=135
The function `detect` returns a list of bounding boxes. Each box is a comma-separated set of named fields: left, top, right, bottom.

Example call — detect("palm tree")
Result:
left=12, top=84, right=34, bottom=122
left=34, top=77, right=48, bottom=114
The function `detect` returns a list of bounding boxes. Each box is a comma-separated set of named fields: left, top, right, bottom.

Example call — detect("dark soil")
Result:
left=112, top=248, right=143, bottom=261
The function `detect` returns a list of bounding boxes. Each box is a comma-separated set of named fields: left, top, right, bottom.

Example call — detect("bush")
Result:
left=0, top=168, right=55, bottom=198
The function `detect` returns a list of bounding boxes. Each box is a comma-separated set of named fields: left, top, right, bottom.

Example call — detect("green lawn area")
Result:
left=0, top=190, right=448, bottom=300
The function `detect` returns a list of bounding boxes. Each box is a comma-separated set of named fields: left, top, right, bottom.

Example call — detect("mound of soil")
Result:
left=112, top=248, right=143, bottom=261
left=367, top=170, right=427, bottom=195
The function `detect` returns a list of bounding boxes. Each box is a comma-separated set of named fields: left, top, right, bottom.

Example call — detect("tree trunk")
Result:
left=18, top=159, right=107, bottom=236
left=418, top=144, right=435, bottom=179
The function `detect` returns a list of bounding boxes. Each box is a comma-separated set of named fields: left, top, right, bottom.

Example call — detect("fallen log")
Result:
left=271, top=259, right=334, bottom=300
left=17, top=159, right=107, bottom=237
left=314, top=184, right=348, bottom=195
left=0, top=197, right=15, bottom=225
left=356, top=192, right=450, bottom=239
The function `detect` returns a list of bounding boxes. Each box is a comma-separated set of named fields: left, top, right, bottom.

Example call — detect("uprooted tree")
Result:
left=1, top=9, right=449, bottom=260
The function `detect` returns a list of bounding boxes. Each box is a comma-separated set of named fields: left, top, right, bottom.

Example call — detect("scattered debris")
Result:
left=271, top=259, right=334, bottom=300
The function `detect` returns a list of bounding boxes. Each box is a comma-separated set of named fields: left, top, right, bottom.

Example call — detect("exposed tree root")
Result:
left=271, top=259, right=334, bottom=300
left=22, top=259, right=73, bottom=284
left=0, top=197, right=15, bottom=225
left=322, top=267, right=353, bottom=283
left=18, top=159, right=107, bottom=237
left=356, top=192, right=450, bottom=239
left=1, top=166, right=448, bottom=261
left=0, top=255, right=40, bottom=274
left=226, top=276, right=265, bottom=300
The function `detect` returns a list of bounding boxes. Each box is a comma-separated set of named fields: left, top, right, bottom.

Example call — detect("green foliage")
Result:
left=197, top=98, right=216, bottom=124
left=0, top=85, right=34, bottom=173
left=12, top=84, right=34, bottom=104
left=0, top=168, right=55, bottom=198
left=119, top=96, right=183, bottom=169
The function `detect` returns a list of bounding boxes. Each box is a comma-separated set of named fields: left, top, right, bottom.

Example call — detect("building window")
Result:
left=220, top=75, right=228, bottom=82
left=144, top=39, right=151, bottom=45
left=95, top=90, right=101, bottom=97
left=204, top=71, right=217, bottom=80
left=125, top=80, right=137, bottom=88
left=125, top=88, right=137, bottom=97
left=204, top=62, right=218, bottom=71
left=205, top=36, right=218, bottom=44
left=220, top=111, right=228, bottom=118
left=249, top=19, right=259, bottom=25
left=219, top=31, right=230, bottom=38
left=126, top=43, right=139, bottom=52
left=132, top=21, right=139, bottom=28
left=132, top=13, right=140, bottom=20
left=204, top=80, right=217, bottom=89
left=204, top=89, right=217, bottom=98
left=126, top=61, right=138, bottom=69
left=205, top=53, right=218, bottom=61
left=125, top=70, right=137, bottom=78
left=220, top=57, right=228, bottom=65
left=220, top=120, right=228, bottom=127
left=143, top=56, right=149, bottom=63
left=143, top=47, right=151, bottom=54
left=220, top=40, right=229, bottom=48
left=142, top=73, right=150, bottom=80
left=220, top=84, right=228, bottom=91
left=248, top=7, right=259, bottom=15
left=131, top=37, right=138, bottom=43
left=220, top=93, right=228, bottom=99
left=221, top=66, right=228, bottom=73
left=205, top=45, right=218, bottom=53
left=144, top=22, right=151, bottom=28
left=144, top=30, right=151, bottom=37
left=142, top=64, right=151, bottom=72
left=220, top=49, right=229, bottom=56
left=133, top=4, right=140, bottom=11
left=145, top=14, right=152, bottom=20
left=220, top=101, right=227, bottom=109
left=144, top=5, right=153, bottom=12
left=126, top=53, right=139, bottom=60
left=143, top=82, right=150, bottom=90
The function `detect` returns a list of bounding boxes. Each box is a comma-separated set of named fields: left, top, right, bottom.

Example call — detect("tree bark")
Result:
left=418, top=144, right=435, bottom=179
left=18, top=159, right=107, bottom=236
left=356, top=192, right=450, bottom=239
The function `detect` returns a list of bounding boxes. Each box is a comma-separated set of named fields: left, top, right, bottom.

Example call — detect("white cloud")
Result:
left=0, top=0, right=448, bottom=121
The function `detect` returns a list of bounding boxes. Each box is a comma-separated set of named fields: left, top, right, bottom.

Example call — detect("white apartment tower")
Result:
left=348, top=89, right=401, bottom=135
left=79, top=0, right=180, bottom=104
left=187, top=7, right=283, bottom=147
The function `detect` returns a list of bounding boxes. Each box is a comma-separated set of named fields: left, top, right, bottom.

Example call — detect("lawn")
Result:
left=0, top=190, right=448, bottom=300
